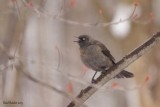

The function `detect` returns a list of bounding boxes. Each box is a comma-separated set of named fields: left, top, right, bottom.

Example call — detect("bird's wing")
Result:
left=94, top=40, right=115, bottom=64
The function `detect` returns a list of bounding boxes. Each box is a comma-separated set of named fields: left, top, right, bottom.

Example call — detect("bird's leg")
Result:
left=102, top=67, right=112, bottom=75
left=91, top=71, right=98, bottom=83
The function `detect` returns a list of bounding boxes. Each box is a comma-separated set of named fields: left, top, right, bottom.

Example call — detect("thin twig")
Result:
left=55, top=46, right=63, bottom=71
left=21, top=0, right=137, bottom=27
left=14, top=0, right=22, bottom=20
left=16, top=62, right=74, bottom=100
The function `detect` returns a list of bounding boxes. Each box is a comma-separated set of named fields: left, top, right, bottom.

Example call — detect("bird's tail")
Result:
left=115, top=70, right=134, bottom=78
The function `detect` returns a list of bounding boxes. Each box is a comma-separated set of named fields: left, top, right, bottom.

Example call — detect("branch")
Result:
left=67, top=32, right=160, bottom=107
left=15, top=62, right=74, bottom=100
left=21, top=0, right=138, bottom=27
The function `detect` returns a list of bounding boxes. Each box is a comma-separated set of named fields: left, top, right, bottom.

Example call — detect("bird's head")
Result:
left=74, top=35, right=92, bottom=48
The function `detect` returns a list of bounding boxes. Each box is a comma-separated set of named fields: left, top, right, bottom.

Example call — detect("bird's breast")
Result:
left=80, top=45, right=113, bottom=71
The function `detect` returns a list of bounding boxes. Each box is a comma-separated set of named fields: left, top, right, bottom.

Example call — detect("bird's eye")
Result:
left=82, top=37, right=86, bottom=41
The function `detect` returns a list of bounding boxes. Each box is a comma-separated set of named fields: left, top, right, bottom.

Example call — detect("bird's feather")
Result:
left=115, top=70, right=134, bottom=78
left=93, top=40, right=115, bottom=64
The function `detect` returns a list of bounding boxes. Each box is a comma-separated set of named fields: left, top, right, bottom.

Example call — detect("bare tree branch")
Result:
left=21, top=0, right=138, bottom=27
left=67, top=32, right=160, bottom=107
left=15, top=62, right=73, bottom=100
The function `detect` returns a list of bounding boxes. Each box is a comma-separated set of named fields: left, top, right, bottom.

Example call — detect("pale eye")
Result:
left=82, top=38, right=86, bottom=41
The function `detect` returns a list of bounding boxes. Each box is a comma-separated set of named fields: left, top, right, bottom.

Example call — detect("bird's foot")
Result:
left=91, top=78, right=97, bottom=84
left=101, top=71, right=106, bottom=75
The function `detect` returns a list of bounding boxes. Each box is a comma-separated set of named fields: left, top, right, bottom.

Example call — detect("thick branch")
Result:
left=67, top=32, right=160, bottom=107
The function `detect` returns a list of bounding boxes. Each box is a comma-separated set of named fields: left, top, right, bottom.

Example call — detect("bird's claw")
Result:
left=91, top=79, right=97, bottom=84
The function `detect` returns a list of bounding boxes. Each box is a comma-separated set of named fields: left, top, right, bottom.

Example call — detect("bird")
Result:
left=74, top=35, right=134, bottom=83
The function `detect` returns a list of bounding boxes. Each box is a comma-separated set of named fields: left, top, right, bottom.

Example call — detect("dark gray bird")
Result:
left=75, top=35, right=134, bottom=83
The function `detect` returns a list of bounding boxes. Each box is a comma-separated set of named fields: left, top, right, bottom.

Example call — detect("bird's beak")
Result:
left=74, top=36, right=78, bottom=38
left=73, top=40, right=78, bottom=42
left=73, top=36, right=79, bottom=43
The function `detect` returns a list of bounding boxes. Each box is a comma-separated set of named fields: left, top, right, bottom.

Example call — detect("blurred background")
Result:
left=0, top=0, right=160, bottom=107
